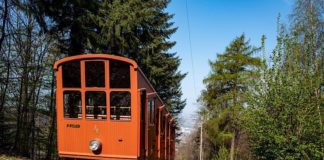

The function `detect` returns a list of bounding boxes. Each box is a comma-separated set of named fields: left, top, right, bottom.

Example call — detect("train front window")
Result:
left=62, top=61, right=81, bottom=88
left=86, top=61, right=105, bottom=87
left=63, top=91, right=82, bottom=118
left=110, top=91, right=131, bottom=120
left=109, top=60, right=130, bottom=88
left=85, top=91, right=107, bottom=120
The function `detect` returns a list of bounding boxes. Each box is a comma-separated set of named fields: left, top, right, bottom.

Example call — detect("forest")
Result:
left=177, top=0, right=323, bottom=159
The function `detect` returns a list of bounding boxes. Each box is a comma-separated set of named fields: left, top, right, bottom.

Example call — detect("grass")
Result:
left=0, top=155, right=27, bottom=160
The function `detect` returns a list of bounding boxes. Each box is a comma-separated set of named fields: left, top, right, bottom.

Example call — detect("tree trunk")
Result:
left=0, top=0, right=8, bottom=53
left=230, top=131, right=235, bottom=160
left=230, top=79, right=237, bottom=160
left=13, top=75, right=24, bottom=152
left=46, top=69, right=56, bottom=159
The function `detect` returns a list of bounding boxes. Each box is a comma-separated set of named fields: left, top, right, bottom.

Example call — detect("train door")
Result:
left=82, top=60, right=108, bottom=155
left=58, top=60, right=109, bottom=155
left=140, top=90, right=147, bottom=159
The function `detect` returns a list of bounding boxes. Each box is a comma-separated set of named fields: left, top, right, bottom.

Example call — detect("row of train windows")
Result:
left=63, top=91, right=131, bottom=120
left=62, top=60, right=130, bottom=88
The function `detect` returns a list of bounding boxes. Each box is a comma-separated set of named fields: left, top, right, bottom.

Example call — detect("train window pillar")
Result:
left=63, top=91, right=82, bottom=118
left=110, top=91, right=131, bottom=120
left=85, top=91, right=107, bottom=119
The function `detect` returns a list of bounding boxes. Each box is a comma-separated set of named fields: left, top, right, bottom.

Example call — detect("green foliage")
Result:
left=199, top=34, right=262, bottom=159
left=242, top=1, right=324, bottom=158
left=213, top=145, right=230, bottom=160
left=243, top=34, right=323, bottom=159
left=32, top=0, right=186, bottom=118
left=196, top=1, right=323, bottom=159
left=30, top=0, right=99, bottom=54
left=206, top=108, right=233, bottom=144
left=201, top=34, right=262, bottom=111
left=89, top=0, right=186, bottom=116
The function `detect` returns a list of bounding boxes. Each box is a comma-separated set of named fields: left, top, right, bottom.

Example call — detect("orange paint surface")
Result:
left=54, top=54, right=175, bottom=159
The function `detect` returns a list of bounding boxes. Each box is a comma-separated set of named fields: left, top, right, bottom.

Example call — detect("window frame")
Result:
left=85, top=91, right=107, bottom=120
left=62, top=60, right=81, bottom=88
left=108, top=59, right=132, bottom=122
left=109, top=89, right=132, bottom=121
left=85, top=61, right=106, bottom=88
left=109, top=59, right=131, bottom=89
left=148, top=98, right=156, bottom=125
left=61, top=59, right=133, bottom=121
left=82, top=60, right=108, bottom=121
left=63, top=90, right=82, bottom=119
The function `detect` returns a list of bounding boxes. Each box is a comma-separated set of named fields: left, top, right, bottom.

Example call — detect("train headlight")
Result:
left=89, top=140, right=101, bottom=151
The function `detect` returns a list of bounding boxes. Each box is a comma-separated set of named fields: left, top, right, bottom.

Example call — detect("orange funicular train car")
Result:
left=54, top=54, right=176, bottom=160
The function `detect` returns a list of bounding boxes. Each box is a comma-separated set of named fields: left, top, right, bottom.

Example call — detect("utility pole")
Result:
left=199, top=118, right=203, bottom=160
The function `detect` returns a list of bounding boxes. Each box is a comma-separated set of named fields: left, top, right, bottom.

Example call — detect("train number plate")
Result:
left=66, top=124, right=80, bottom=128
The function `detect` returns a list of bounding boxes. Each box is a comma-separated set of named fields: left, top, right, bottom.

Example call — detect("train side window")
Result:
left=86, top=61, right=105, bottom=87
left=152, top=99, right=156, bottom=124
left=85, top=91, right=107, bottom=120
left=155, top=108, right=159, bottom=135
left=148, top=100, right=151, bottom=124
left=63, top=91, right=82, bottom=118
left=149, top=99, right=156, bottom=124
left=161, top=116, right=165, bottom=134
left=110, top=91, right=131, bottom=120
left=109, top=60, right=130, bottom=88
left=62, top=61, right=81, bottom=88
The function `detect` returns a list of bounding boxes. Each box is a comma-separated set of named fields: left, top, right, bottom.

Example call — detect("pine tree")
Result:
left=32, top=0, right=186, bottom=118
left=89, top=0, right=185, bottom=116
left=200, top=34, right=262, bottom=160
left=30, top=0, right=100, bottom=54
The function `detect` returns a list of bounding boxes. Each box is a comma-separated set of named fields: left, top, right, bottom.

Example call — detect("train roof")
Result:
left=53, top=53, right=138, bottom=70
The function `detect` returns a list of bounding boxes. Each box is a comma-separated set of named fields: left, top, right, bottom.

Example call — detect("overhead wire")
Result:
left=185, top=1, right=202, bottom=159
left=185, top=0, right=197, bottom=97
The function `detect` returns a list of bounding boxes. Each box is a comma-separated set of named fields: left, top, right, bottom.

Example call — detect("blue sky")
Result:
left=166, top=0, right=294, bottom=128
